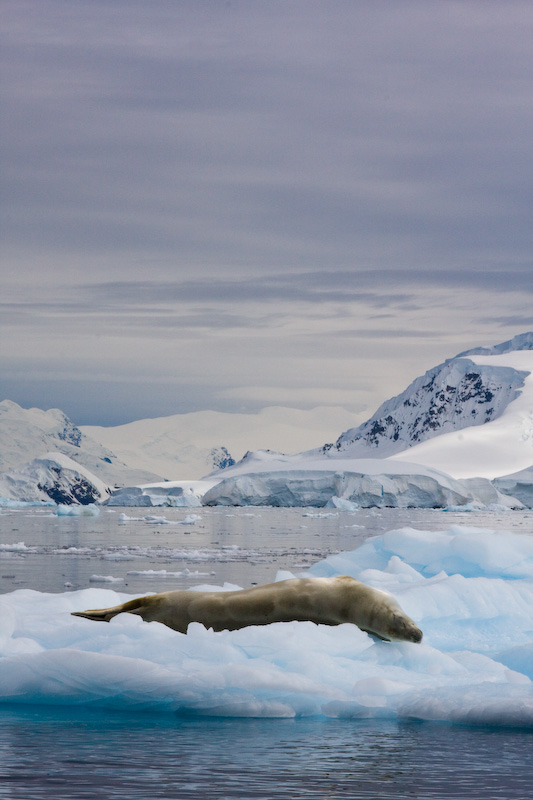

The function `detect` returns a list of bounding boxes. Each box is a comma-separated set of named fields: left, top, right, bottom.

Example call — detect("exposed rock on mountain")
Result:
left=321, top=333, right=532, bottom=458
left=0, top=400, right=161, bottom=486
left=0, top=453, right=109, bottom=505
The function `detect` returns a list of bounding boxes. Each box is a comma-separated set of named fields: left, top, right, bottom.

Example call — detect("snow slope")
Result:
left=82, top=406, right=359, bottom=480
left=0, top=400, right=160, bottom=486
left=320, top=332, right=532, bottom=462
left=0, top=453, right=109, bottom=505
left=1, top=525, right=532, bottom=727
left=387, top=351, right=533, bottom=479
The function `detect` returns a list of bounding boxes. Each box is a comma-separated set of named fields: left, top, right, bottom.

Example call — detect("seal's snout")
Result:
left=410, top=625, right=423, bottom=643
left=390, top=613, right=423, bottom=643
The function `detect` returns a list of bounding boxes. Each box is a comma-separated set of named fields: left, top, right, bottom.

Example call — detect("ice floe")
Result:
left=0, top=525, right=532, bottom=727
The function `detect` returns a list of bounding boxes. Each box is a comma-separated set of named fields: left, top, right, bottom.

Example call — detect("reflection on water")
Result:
left=0, top=706, right=532, bottom=800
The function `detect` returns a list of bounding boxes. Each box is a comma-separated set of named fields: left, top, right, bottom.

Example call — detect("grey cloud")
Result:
left=3, top=0, right=533, bottom=276
left=78, top=268, right=531, bottom=309
left=483, top=315, right=533, bottom=328
left=3, top=264, right=530, bottom=330
left=326, top=329, right=443, bottom=340
left=0, top=374, right=230, bottom=426
left=2, top=1, right=532, bottom=425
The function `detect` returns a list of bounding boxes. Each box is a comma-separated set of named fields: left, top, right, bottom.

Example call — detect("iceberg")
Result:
left=493, top=465, right=533, bottom=509
left=200, top=455, right=521, bottom=509
left=107, top=481, right=208, bottom=507
left=56, top=504, right=100, bottom=517
left=201, top=468, right=470, bottom=508
left=1, top=525, right=532, bottom=727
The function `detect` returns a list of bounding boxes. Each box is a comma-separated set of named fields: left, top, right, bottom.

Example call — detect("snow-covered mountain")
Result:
left=0, top=400, right=161, bottom=486
left=387, top=349, right=533, bottom=479
left=82, top=406, right=358, bottom=481
left=192, top=332, right=532, bottom=507
left=0, top=453, right=109, bottom=506
left=2, top=333, right=532, bottom=506
left=318, top=332, right=533, bottom=468
left=0, top=400, right=359, bottom=503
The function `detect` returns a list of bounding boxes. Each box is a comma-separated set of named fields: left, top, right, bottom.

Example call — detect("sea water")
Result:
left=1, top=506, right=533, bottom=799
left=2, top=505, right=532, bottom=595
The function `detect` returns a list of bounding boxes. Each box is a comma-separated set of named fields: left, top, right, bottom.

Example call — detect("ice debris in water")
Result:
left=56, top=504, right=100, bottom=517
left=0, top=525, right=532, bottom=727
left=118, top=512, right=201, bottom=525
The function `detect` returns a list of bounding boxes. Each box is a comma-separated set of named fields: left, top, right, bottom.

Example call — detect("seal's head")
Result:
left=387, top=612, right=423, bottom=643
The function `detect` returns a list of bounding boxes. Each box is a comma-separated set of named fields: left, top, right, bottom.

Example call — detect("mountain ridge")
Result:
left=316, top=332, right=532, bottom=460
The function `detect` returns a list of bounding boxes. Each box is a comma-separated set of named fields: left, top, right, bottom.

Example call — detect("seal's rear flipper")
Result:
left=71, top=607, right=121, bottom=623
left=71, top=596, right=150, bottom=623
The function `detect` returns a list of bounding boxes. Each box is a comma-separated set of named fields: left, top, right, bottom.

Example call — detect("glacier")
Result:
left=81, top=406, right=358, bottom=481
left=0, top=524, right=532, bottom=727
left=200, top=455, right=521, bottom=509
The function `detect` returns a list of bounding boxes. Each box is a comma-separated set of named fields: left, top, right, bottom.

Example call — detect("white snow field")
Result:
left=388, top=351, right=533, bottom=480
left=82, top=406, right=360, bottom=480
left=1, top=524, right=532, bottom=728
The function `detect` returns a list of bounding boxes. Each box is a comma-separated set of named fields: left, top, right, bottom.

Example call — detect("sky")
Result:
left=1, top=0, right=532, bottom=428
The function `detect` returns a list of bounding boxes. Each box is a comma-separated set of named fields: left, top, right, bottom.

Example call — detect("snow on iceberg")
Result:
left=0, top=525, right=532, bottom=727
left=201, top=462, right=510, bottom=509
left=107, top=481, right=207, bottom=507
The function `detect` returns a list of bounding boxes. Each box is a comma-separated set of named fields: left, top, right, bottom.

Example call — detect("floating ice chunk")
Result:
left=89, top=575, right=124, bottom=583
left=309, top=525, right=533, bottom=580
left=57, top=504, right=100, bottom=517
left=302, top=511, right=338, bottom=518
left=107, top=484, right=204, bottom=507
left=0, top=542, right=35, bottom=553
left=324, top=496, right=359, bottom=511
left=143, top=514, right=201, bottom=525
left=126, top=569, right=213, bottom=578
left=1, top=526, right=533, bottom=727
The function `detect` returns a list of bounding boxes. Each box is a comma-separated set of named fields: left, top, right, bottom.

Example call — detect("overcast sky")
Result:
left=1, top=0, right=532, bottom=428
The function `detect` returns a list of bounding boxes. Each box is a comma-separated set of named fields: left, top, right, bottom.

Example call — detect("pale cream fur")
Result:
left=72, top=576, right=423, bottom=643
